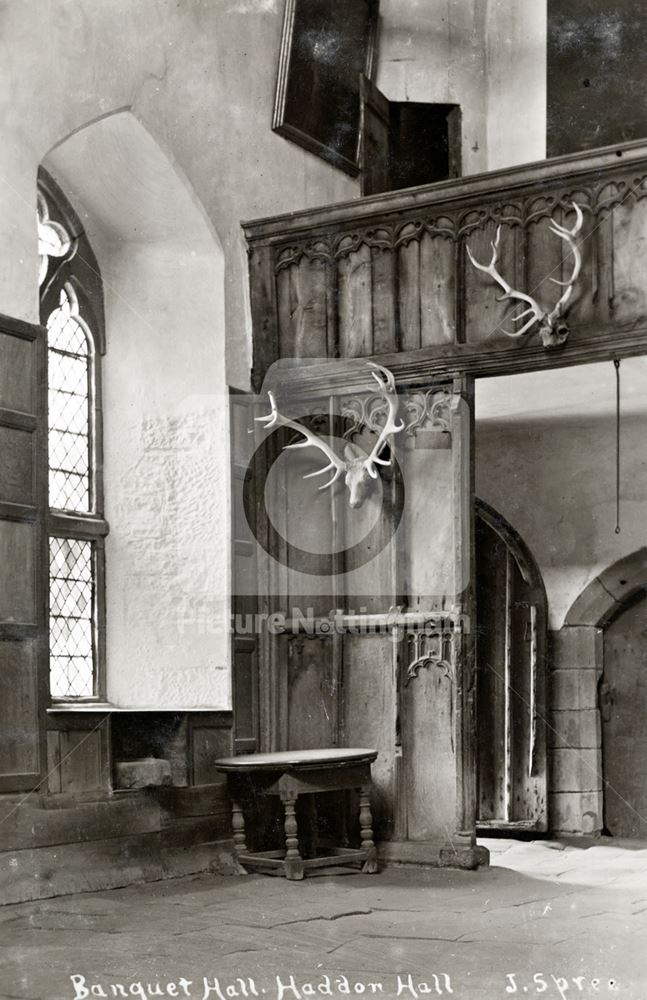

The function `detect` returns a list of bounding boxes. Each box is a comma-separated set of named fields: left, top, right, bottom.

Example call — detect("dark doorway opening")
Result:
left=389, top=102, right=461, bottom=190
left=360, top=81, right=461, bottom=196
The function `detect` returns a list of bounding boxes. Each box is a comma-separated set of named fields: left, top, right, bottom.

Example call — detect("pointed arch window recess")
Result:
left=39, top=176, right=108, bottom=702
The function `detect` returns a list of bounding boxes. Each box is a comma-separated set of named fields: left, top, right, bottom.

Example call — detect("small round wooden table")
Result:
left=215, top=747, right=379, bottom=880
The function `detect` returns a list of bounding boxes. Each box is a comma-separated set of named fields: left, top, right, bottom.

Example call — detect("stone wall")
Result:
left=549, top=627, right=604, bottom=835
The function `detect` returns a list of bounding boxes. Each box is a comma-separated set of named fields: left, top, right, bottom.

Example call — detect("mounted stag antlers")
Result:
left=466, top=202, right=584, bottom=348
left=256, top=362, right=405, bottom=509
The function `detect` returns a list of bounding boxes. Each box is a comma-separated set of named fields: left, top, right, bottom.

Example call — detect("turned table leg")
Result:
left=359, top=785, right=378, bottom=874
left=281, top=791, right=304, bottom=880
left=231, top=800, right=248, bottom=858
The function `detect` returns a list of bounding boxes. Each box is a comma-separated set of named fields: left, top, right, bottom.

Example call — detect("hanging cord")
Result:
left=614, top=358, right=621, bottom=534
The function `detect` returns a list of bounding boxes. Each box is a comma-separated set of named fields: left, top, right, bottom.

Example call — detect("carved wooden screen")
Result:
left=245, top=141, right=647, bottom=392
left=0, top=316, right=48, bottom=792
left=251, top=370, right=479, bottom=863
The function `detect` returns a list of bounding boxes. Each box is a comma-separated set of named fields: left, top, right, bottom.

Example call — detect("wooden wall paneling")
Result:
left=0, top=641, right=40, bottom=784
left=276, top=259, right=329, bottom=360
left=0, top=521, right=34, bottom=622
left=0, top=334, right=32, bottom=413
left=283, top=461, right=335, bottom=616
left=45, top=711, right=112, bottom=795
left=371, top=245, right=398, bottom=355
left=300, top=258, right=330, bottom=359
left=400, top=440, right=454, bottom=609
left=420, top=233, right=455, bottom=346
left=337, top=244, right=373, bottom=357
left=595, top=207, right=615, bottom=326
left=325, top=260, right=339, bottom=358
left=232, top=638, right=258, bottom=754
left=397, top=234, right=421, bottom=351
left=338, top=423, right=396, bottom=614
left=562, top=195, right=598, bottom=328
left=286, top=636, right=336, bottom=750
left=403, top=652, right=456, bottom=840
left=248, top=244, right=279, bottom=392
left=611, top=196, right=647, bottom=323
left=59, top=730, right=103, bottom=794
left=463, top=218, right=518, bottom=345
left=190, top=714, right=233, bottom=786
left=0, top=319, right=47, bottom=794
left=0, top=426, right=33, bottom=505
left=341, top=633, right=397, bottom=839
left=46, top=730, right=62, bottom=794
left=277, top=264, right=294, bottom=358
left=526, top=213, right=568, bottom=324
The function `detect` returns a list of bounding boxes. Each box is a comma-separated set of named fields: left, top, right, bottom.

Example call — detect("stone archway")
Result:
left=554, top=548, right=647, bottom=837
left=564, top=548, right=647, bottom=628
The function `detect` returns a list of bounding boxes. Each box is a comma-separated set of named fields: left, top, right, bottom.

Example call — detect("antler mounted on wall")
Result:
left=255, top=362, right=405, bottom=509
left=466, top=202, right=584, bottom=349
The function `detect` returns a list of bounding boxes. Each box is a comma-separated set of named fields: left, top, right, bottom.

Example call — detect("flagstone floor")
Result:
left=2, top=838, right=647, bottom=1000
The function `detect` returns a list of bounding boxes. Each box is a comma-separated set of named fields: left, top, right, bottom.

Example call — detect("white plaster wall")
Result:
left=476, top=415, right=647, bottom=629
left=0, top=0, right=358, bottom=387
left=485, top=0, right=547, bottom=169
left=99, top=243, right=230, bottom=708
left=377, top=0, right=546, bottom=174
left=0, top=0, right=358, bottom=708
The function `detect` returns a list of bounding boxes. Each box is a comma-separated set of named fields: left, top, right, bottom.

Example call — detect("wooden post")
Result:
left=359, top=785, right=378, bottom=873
left=231, top=801, right=248, bottom=857
left=281, top=791, right=304, bottom=880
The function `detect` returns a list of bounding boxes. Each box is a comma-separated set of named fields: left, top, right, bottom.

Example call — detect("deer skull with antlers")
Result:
left=255, top=362, right=405, bottom=509
left=466, top=202, right=584, bottom=349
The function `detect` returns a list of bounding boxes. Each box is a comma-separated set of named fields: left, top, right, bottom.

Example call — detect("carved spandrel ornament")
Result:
left=341, top=386, right=452, bottom=440
left=404, top=631, right=454, bottom=687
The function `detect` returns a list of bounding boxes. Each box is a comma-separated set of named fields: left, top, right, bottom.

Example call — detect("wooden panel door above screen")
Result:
left=0, top=317, right=48, bottom=792
left=359, top=75, right=390, bottom=197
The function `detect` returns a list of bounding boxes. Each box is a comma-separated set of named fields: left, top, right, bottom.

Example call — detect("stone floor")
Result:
left=2, top=838, right=647, bottom=1000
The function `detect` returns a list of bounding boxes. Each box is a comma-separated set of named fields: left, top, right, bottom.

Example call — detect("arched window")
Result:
left=38, top=170, right=107, bottom=701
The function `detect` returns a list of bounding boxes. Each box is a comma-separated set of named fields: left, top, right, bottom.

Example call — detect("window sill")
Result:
left=47, top=703, right=232, bottom=713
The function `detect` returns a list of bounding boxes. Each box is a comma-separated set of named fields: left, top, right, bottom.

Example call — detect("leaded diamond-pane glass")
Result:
left=49, top=538, right=95, bottom=699
left=47, top=287, right=91, bottom=512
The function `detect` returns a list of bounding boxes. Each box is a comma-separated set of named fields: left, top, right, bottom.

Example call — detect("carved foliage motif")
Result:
left=341, top=387, right=452, bottom=440
left=273, top=173, right=647, bottom=272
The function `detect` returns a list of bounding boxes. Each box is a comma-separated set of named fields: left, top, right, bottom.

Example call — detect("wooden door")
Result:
left=602, top=592, right=647, bottom=838
left=359, top=75, right=390, bottom=196
left=475, top=502, right=547, bottom=831
left=0, top=317, right=48, bottom=792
